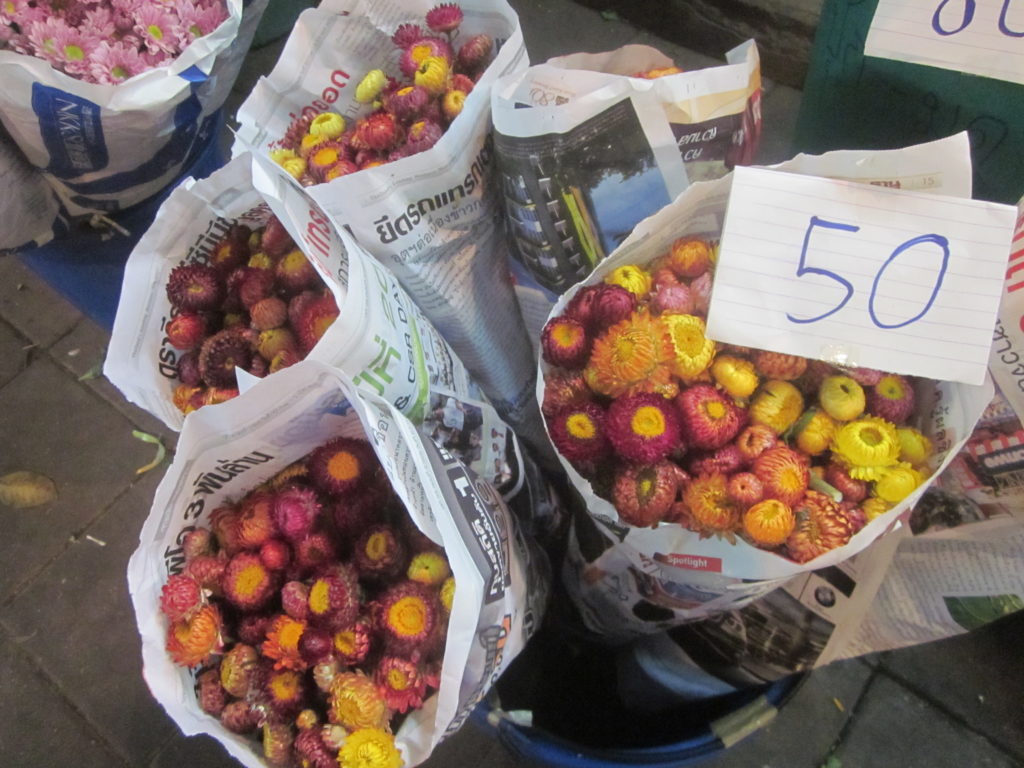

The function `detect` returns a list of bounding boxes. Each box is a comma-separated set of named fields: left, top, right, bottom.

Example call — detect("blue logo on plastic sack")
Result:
left=31, top=84, right=108, bottom=176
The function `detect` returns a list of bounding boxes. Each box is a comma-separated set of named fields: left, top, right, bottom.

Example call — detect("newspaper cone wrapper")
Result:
left=127, top=360, right=549, bottom=767
left=0, top=127, right=61, bottom=251
left=544, top=134, right=994, bottom=636
left=233, top=0, right=543, bottom=447
left=0, top=0, right=267, bottom=214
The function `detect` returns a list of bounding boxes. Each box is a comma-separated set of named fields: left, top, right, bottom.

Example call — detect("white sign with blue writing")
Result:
left=865, top=0, right=1024, bottom=85
left=706, top=166, right=1016, bottom=385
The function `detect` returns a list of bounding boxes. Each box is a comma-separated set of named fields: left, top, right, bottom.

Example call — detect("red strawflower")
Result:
left=166, top=312, right=206, bottom=351
left=457, top=33, right=492, bottom=72
left=612, top=461, right=680, bottom=527
left=541, top=315, right=590, bottom=369
left=546, top=402, right=611, bottom=466
left=605, top=392, right=682, bottom=464
left=375, top=655, right=427, bottom=713
left=675, top=384, right=747, bottom=450
left=159, top=573, right=204, bottom=623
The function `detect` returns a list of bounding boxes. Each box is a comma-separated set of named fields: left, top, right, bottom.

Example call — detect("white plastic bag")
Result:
left=0, top=0, right=267, bottom=215
left=127, top=359, right=550, bottom=767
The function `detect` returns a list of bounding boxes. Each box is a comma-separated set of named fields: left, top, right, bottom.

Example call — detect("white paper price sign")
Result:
left=706, top=166, right=1016, bottom=385
left=865, top=0, right=1024, bottom=86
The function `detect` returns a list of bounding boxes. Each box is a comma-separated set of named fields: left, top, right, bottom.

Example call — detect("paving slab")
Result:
left=0, top=470, right=177, bottom=766
left=510, top=0, right=641, bottom=64
left=150, top=731, right=240, bottom=768
left=879, top=610, right=1024, bottom=761
left=0, top=317, right=32, bottom=389
left=757, top=80, right=803, bottom=166
left=50, top=316, right=178, bottom=448
left=0, top=355, right=152, bottom=601
left=702, top=659, right=873, bottom=768
left=0, top=254, right=82, bottom=350
left=0, top=634, right=128, bottom=768
left=831, top=673, right=1021, bottom=768
left=422, top=716, right=522, bottom=768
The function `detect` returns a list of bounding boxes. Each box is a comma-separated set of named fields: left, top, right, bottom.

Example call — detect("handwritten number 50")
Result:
left=932, top=0, right=1024, bottom=37
left=787, top=216, right=950, bottom=330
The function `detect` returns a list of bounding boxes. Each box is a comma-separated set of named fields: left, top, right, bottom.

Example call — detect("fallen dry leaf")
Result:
left=0, top=471, right=58, bottom=508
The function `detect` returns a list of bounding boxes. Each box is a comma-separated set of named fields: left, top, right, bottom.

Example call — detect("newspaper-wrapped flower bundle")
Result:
left=540, top=237, right=936, bottom=565
left=269, top=3, right=494, bottom=184
left=0, top=0, right=230, bottom=84
left=158, top=434, right=451, bottom=768
left=162, top=214, right=338, bottom=415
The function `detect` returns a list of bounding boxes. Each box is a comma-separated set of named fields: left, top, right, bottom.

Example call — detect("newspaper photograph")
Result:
left=492, top=41, right=761, bottom=344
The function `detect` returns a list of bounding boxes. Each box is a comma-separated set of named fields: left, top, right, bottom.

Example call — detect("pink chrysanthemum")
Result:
left=134, top=4, right=180, bottom=54
left=425, top=3, right=463, bottom=33
left=0, top=0, right=37, bottom=26
left=82, top=6, right=117, bottom=37
left=25, top=17, right=66, bottom=64
left=174, top=1, right=226, bottom=41
left=50, top=26, right=96, bottom=77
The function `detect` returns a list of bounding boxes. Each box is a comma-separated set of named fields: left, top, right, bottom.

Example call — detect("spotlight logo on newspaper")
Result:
left=707, top=166, right=1017, bottom=386
left=658, top=553, right=723, bottom=573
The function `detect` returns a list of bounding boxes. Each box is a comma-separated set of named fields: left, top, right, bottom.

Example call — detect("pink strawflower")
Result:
left=88, top=40, right=147, bottom=84
left=134, top=4, right=180, bottom=54
left=398, top=36, right=451, bottom=78
left=391, top=22, right=424, bottom=49
left=405, top=119, right=443, bottom=154
left=425, top=3, right=463, bottom=34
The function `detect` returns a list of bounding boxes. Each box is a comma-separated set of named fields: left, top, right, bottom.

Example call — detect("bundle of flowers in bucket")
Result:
left=128, top=360, right=549, bottom=768
left=0, top=0, right=267, bottom=215
left=106, top=152, right=565, bottom=538
left=232, top=0, right=544, bottom=452
left=539, top=133, right=1001, bottom=640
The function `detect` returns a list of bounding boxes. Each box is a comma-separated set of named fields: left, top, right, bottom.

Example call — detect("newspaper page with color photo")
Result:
left=127, top=360, right=550, bottom=768
left=551, top=134, right=998, bottom=640
left=234, top=0, right=543, bottom=448
left=491, top=41, right=761, bottom=344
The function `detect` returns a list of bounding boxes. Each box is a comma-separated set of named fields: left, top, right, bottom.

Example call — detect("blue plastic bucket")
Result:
left=17, top=115, right=227, bottom=331
left=471, top=597, right=805, bottom=768
left=475, top=675, right=802, bottom=768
